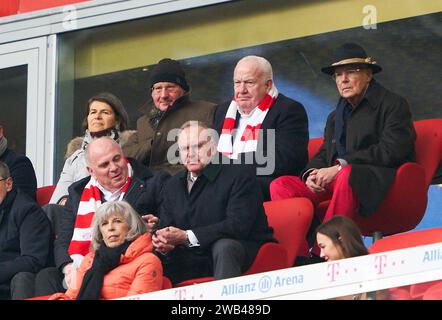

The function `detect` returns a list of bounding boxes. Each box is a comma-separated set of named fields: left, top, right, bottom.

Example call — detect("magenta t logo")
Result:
left=327, top=262, right=340, bottom=282
left=375, top=255, right=388, bottom=274
left=175, top=288, right=187, bottom=300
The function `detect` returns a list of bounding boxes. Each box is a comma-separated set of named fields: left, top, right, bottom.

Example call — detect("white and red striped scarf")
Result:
left=217, top=85, right=278, bottom=159
left=68, top=162, right=133, bottom=268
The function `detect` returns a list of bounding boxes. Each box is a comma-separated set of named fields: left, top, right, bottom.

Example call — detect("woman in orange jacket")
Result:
left=50, top=200, right=163, bottom=300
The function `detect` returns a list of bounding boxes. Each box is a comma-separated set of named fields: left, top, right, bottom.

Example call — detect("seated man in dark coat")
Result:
left=153, top=121, right=275, bottom=285
left=271, top=43, right=415, bottom=224
left=212, top=55, right=309, bottom=201
left=0, top=124, right=37, bottom=200
left=0, top=162, right=51, bottom=299
left=14, top=137, right=169, bottom=299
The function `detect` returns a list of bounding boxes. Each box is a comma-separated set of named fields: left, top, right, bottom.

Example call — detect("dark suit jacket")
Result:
left=0, top=148, right=37, bottom=200
left=0, top=189, right=51, bottom=285
left=54, top=158, right=170, bottom=270
left=304, top=79, right=416, bottom=216
left=159, top=162, right=275, bottom=252
left=213, top=93, right=309, bottom=200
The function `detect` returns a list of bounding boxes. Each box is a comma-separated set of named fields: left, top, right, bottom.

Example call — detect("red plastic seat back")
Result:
left=368, top=228, right=442, bottom=254
left=423, top=281, right=442, bottom=300
left=263, top=197, right=313, bottom=266
left=413, top=119, right=442, bottom=186
left=36, top=185, right=56, bottom=206
left=308, top=137, right=323, bottom=160
left=369, top=228, right=442, bottom=300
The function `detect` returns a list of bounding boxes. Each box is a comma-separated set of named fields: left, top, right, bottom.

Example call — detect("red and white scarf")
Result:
left=68, top=162, right=133, bottom=268
left=217, top=85, right=278, bottom=159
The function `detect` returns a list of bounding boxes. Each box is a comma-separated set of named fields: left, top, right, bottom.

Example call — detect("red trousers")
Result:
left=270, top=166, right=358, bottom=257
left=270, top=165, right=358, bottom=222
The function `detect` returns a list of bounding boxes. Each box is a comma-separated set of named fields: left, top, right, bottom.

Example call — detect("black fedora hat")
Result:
left=321, top=43, right=382, bottom=75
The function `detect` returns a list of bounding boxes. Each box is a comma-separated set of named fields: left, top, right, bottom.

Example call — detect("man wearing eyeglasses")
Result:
left=0, top=162, right=51, bottom=299
left=123, top=58, right=215, bottom=175
left=152, top=121, right=275, bottom=285
left=271, top=43, right=415, bottom=225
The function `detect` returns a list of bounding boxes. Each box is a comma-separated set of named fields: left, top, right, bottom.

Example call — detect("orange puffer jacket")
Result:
left=50, top=233, right=163, bottom=300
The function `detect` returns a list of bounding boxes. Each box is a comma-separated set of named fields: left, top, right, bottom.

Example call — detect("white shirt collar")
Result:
left=237, top=105, right=258, bottom=118
left=96, top=180, right=126, bottom=202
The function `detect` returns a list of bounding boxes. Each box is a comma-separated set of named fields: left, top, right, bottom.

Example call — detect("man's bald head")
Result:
left=85, top=137, right=129, bottom=192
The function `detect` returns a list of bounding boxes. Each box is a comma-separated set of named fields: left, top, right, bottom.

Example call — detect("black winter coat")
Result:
left=0, top=148, right=37, bottom=200
left=0, top=189, right=51, bottom=285
left=304, top=80, right=415, bottom=216
left=159, top=162, right=275, bottom=252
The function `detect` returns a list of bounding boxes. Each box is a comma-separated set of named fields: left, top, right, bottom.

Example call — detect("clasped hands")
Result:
left=306, top=165, right=340, bottom=193
left=142, top=214, right=186, bottom=254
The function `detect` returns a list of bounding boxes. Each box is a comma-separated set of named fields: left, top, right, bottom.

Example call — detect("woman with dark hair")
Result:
left=50, top=92, right=129, bottom=205
left=316, top=216, right=387, bottom=300
left=49, top=201, right=163, bottom=300
left=316, top=215, right=368, bottom=261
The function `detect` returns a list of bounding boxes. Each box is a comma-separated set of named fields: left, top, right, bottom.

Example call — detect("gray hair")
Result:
left=91, top=200, right=147, bottom=251
left=235, top=55, right=273, bottom=81
left=0, top=161, right=10, bottom=180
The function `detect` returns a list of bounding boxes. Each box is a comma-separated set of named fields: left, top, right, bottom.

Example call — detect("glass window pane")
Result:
left=54, top=2, right=441, bottom=178
left=0, top=65, right=27, bottom=155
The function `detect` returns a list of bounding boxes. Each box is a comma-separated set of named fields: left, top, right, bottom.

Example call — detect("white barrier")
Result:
left=117, top=242, right=442, bottom=300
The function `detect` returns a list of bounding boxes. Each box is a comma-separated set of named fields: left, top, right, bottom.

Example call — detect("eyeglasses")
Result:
left=332, top=68, right=364, bottom=81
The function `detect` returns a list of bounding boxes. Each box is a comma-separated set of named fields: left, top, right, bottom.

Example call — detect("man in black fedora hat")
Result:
left=271, top=43, right=415, bottom=225
left=123, top=58, right=215, bottom=175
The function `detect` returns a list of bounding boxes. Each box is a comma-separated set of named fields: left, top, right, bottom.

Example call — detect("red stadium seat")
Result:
left=262, top=197, right=314, bottom=267
left=175, top=197, right=313, bottom=287
left=422, top=281, right=442, bottom=300
left=309, top=119, right=442, bottom=238
left=368, top=228, right=442, bottom=253
left=36, top=185, right=56, bottom=207
left=369, top=228, right=442, bottom=300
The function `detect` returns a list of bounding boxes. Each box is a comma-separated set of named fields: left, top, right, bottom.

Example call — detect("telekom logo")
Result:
left=374, top=255, right=388, bottom=274
left=175, top=288, right=186, bottom=300
left=327, top=262, right=340, bottom=282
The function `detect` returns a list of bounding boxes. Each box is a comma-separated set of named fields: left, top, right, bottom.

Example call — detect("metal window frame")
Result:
left=0, top=0, right=234, bottom=44
left=0, top=37, right=52, bottom=185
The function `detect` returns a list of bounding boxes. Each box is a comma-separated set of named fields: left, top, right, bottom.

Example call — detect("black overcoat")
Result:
left=304, top=80, right=415, bottom=216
